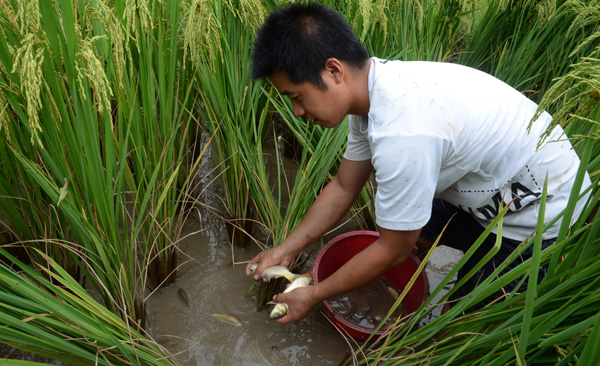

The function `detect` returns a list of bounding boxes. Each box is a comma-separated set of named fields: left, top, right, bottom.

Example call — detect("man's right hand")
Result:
left=245, top=244, right=298, bottom=281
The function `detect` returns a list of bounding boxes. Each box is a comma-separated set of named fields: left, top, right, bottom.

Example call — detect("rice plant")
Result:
left=0, top=246, right=178, bottom=365
left=0, top=0, right=205, bottom=331
left=0, top=0, right=144, bottom=324
left=459, top=0, right=600, bottom=101
left=0, top=0, right=82, bottom=285
left=116, top=0, right=202, bottom=290
left=187, top=0, right=269, bottom=247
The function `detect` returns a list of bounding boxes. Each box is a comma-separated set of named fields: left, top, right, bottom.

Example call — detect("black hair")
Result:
left=251, top=2, right=369, bottom=89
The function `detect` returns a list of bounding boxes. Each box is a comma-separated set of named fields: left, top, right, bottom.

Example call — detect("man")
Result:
left=245, top=2, right=590, bottom=324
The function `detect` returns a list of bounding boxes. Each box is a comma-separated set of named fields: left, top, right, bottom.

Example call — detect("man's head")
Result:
left=252, top=2, right=369, bottom=90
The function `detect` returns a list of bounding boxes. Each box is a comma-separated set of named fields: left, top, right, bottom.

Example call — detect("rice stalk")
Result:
left=189, top=0, right=272, bottom=247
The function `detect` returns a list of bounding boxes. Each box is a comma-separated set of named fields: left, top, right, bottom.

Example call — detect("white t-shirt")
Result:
left=344, top=57, right=590, bottom=240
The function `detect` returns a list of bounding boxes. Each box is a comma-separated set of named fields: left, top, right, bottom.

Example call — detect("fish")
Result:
left=268, top=302, right=289, bottom=320
left=386, top=285, right=400, bottom=301
left=211, top=313, right=242, bottom=327
left=269, top=271, right=313, bottom=319
left=249, top=263, right=298, bottom=282
left=282, top=271, right=312, bottom=293
left=178, top=287, right=190, bottom=307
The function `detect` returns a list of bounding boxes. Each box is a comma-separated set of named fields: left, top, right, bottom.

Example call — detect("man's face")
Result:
left=269, top=70, right=348, bottom=128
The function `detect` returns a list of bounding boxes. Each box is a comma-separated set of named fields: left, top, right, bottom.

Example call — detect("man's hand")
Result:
left=245, top=245, right=298, bottom=282
left=271, top=285, right=319, bottom=324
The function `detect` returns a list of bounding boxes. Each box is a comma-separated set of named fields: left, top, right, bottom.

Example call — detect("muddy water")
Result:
left=145, top=215, right=350, bottom=366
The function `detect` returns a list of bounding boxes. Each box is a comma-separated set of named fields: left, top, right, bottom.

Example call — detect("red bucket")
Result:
left=313, top=231, right=429, bottom=341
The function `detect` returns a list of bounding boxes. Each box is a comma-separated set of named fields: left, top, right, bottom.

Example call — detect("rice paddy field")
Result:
left=0, top=0, right=599, bottom=365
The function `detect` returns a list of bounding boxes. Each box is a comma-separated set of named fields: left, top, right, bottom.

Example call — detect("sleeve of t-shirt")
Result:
left=343, top=115, right=372, bottom=161
left=372, top=133, right=448, bottom=231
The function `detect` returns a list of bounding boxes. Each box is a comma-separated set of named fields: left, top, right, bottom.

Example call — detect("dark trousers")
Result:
left=420, top=198, right=555, bottom=311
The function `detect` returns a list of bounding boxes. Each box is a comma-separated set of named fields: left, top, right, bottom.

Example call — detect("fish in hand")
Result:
left=249, top=263, right=299, bottom=282
left=269, top=271, right=313, bottom=319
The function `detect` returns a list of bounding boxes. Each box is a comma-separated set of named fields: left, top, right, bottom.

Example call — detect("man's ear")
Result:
left=324, top=58, right=345, bottom=84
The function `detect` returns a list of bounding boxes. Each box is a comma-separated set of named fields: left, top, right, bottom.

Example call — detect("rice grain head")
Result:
left=535, top=0, right=557, bottom=24
left=353, top=0, right=372, bottom=40
left=123, top=0, right=152, bottom=47
left=182, top=0, right=221, bottom=67
left=351, top=0, right=389, bottom=42
left=0, top=0, right=20, bottom=32
left=12, top=33, right=44, bottom=147
left=370, top=0, right=389, bottom=41
left=533, top=55, right=600, bottom=146
left=15, top=0, right=40, bottom=36
left=109, top=11, right=126, bottom=84
left=85, top=0, right=126, bottom=83
left=76, top=36, right=114, bottom=121
left=411, top=0, right=424, bottom=37
left=567, top=0, right=600, bottom=56
left=231, top=0, right=266, bottom=31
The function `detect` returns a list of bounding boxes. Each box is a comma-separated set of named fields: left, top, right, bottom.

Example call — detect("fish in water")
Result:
left=178, top=287, right=190, bottom=307
left=269, top=271, right=313, bottom=319
left=249, top=263, right=298, bottom=282
left=212, top=313, right=242, bottom=327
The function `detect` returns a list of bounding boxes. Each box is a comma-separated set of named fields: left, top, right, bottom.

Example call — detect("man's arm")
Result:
left=246, top=158, right=374, bottom=278
left=273, top=226, right=420, bottom=323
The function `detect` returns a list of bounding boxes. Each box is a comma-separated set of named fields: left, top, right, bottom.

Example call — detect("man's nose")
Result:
left=292, top=102, right=305, bottom=117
